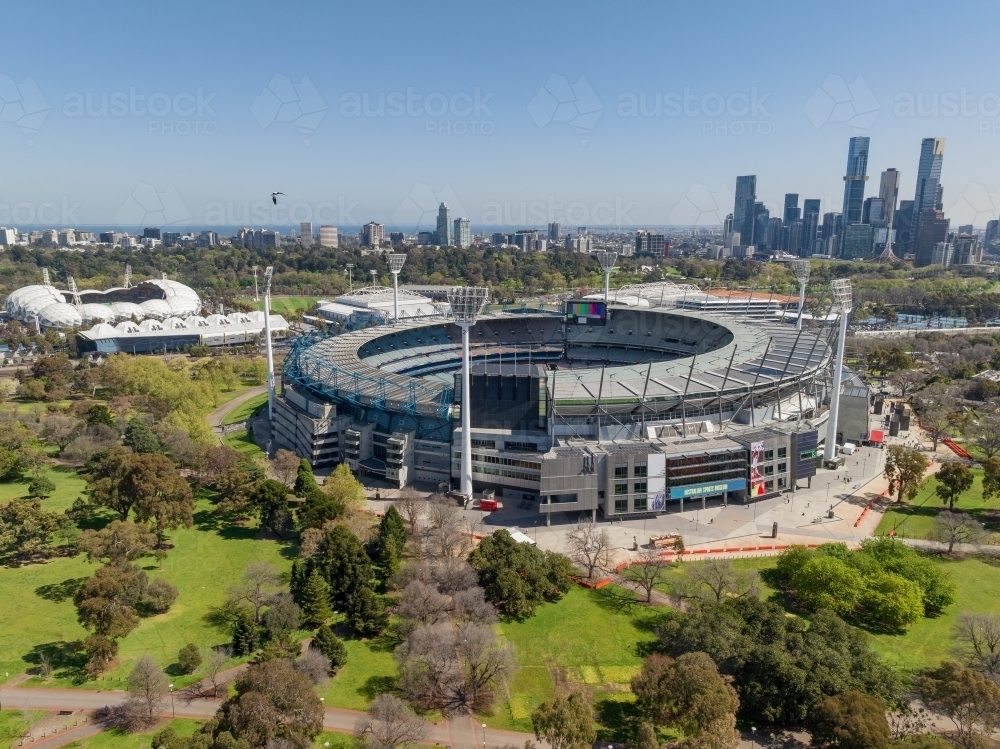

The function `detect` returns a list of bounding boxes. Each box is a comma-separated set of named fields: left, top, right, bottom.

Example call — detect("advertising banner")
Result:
left=669, top=478, right=746, bottom=500
left=750, top=440, right=766, bottom=497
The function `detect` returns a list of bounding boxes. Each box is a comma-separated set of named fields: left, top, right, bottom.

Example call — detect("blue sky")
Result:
left=3, top=0, right=1000, bottom=231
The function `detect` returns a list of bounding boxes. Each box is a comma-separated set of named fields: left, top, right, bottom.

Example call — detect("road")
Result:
left=206, top=384, right=268, bottom=431
left=0, top=687, right=538, bottom=748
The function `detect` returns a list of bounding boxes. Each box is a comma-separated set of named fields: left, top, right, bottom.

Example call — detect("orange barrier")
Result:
left=943, top=439, right=972, bottom=460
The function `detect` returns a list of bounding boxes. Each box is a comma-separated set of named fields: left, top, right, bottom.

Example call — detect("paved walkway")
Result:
left=207, top=385, right=268, bottom=432
left=0, top=687, right=538, bottom=748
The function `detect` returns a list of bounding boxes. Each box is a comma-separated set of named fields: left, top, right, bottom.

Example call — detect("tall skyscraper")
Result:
left=754, top=207, right=770, bottom=252
left=913, top=208, right=950, bottom=267
left=783, top=194, right=800, bottom=223
left=733, top=176, right=757, bottom=246
left=360, top=222, right=384, bottom=247
left=878, top=168, right=900, bottom=232
left=299, top=222, right=314, bottom=246
left=801, top=199, right=820, bottom=254
left=436, top=203, right=452, bottom=246
left=914, top=138, right=945, bottom=215
left=548, top=222, right=561, bottom=241
left=840, top=137, right=870, bottom=243
left=453, top=217, right=471, bottom=248
left=319, top=225, right=338, bottom=247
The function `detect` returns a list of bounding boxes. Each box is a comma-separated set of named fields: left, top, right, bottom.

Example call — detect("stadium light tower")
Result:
left=346, top=263, right=354, bottom=292
left=824, top=279, right=852, bottom=461
left=596, top=251, right=617, bottom=303
left=251, top=265, right=259, bottom=301
left=263, top=266, right=276, bottom=422
left=791, top=260, right=810, bottom=331
left=388, top=253, right=407, bottom=324
left=447, top=286, right=489, bottom=498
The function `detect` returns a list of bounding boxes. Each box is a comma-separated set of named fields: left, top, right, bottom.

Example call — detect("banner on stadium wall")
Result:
left=669, top=478, right=746, bottom=500
left=750, top=440, right=766, bottom=497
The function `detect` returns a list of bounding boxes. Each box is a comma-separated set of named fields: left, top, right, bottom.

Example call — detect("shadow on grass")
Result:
left=595, top=696, right=641, bottom=742
left=35, top=576, right=88, bottom=603
left=594, top=587, right=640, bottom=614
left=358, top=674, right=397, bottom=701
left=23, top=640, right=87, bottom=683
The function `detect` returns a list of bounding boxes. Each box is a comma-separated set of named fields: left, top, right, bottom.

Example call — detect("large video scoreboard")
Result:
left=565, top=300, right=607, bottom=326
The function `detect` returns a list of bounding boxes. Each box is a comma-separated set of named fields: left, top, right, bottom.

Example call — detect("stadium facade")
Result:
left=5, top=273, right=289, bottom=353
left=274, top=282, right=835, bottom=524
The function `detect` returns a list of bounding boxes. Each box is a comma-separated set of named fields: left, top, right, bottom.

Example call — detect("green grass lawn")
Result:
left=0, top=710, right=46, bottom=745
left=655, top=558, right=780, bottom=601
left=252, top=296, right=321, bottom=315
left=0, top=496, right=295, bottom=688
left=312, top=731, right=360, bottom=749
left=222, top=392, right=269, bottom=425
left=61, top=718, right=203, bottom=748
left=223, top=429, right=265, bottom=458
left=0, top=464, right=87, bottom=514
left=485, top=585, right=662, bottom=733
left=322, top=630, right=399, bottom=711
left=875, top=467, right=1000, bottom=539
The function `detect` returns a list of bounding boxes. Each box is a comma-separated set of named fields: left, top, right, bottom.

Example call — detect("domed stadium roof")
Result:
left=139, top=299, right=174, bottom=319
left=109, top=302, right=146, bottom=321
left=37, top=303, right=83, bottom=329
left=5, top=285, right=67, bottom=321
left=80, top=304, right=116, bottom=323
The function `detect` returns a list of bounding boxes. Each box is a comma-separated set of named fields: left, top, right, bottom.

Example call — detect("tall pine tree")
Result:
left=300, top=570, right=333, bottom=627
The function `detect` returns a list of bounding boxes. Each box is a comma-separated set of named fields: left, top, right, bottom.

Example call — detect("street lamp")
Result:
left=791, top=259, right=810, bottom=331
left=388, top=253, right=407, bottom=324
left=251, top=265, right=259, bottom=301
left=824, top=279, right=853, bottom=461
left=751, top=726, right=756, bottom=748
left=346, top=263, right=354, bottom=291
left=169, top=683, right=174, bottom=717
left=596, top=250, right=617, bottom=303
left=447, top=286, right=489, bottom=498
left=482, top=722, right=487, bottom=749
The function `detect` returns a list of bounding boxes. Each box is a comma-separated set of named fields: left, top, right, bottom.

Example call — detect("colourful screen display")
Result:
left=566, top=301, right=606, bottom=321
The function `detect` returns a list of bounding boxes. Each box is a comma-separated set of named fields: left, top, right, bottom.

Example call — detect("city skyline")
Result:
left=2, top=0, right=1000, bottom=231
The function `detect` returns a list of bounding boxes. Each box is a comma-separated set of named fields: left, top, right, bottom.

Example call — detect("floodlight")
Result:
left=831, top=279, right=852, bottom=312
left=791, top=259, right=811, bottom=284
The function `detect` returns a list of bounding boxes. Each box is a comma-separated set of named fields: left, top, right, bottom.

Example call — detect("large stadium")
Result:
left=4, top=270, right=289, bottom=353
left=274, top=282, right=840, bottom=524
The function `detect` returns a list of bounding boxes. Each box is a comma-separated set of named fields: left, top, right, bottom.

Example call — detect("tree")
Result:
left=201, top=646, right=231, bottom=697
left=177, top=643, right=202, bottom=674
left=86, top=446, right=138, bottom=520
left=790, top=555, right=863, bottom=616
left=77, top=520, right=156, bottom=566
left=262, top=593, right=302, bottom=642
left=313, top=625, right=347, bottom=672
left=293, top=458, right=319, bottom=496
left=231, top=610, right=258, bottom=656
left=83, top=634, right=118, bottom=678
left=85, top=403, right=115, bottom=427
left=808, top=691, right=891, bottom=749
left=918, top=388, right=959, bottom=451
left=27, top=475, right=55, bottom=498
left=674, top=558, right=760, bottom=602
left=355, top=693, right=428, bottom=749
left=126, top=654, right=168, bottom=726
left=396, top=623, right=463, bottom=710
left=858, top=570, right=925, bottom=631
left=346, top=586, right=389, bottom=636
left=954, top=612, right=1000, bottom=684
left=395, top=487, right=423, bottom=533
left=972, top=413, right=1000, bottom=459
left=565, top=520, right=613, bottom=579
left=123, top=418, right=160, bottom=454
left=983, top=457, right=1000, bottom=502
left=0, top=497, right=64, bottom=564
left=883, top=445, right=929, bottom=503
left=866, top=346, right=913, bottom=377
left=214, top=455, right=265, bottom=518
left=531, top=692, right=596, bottom=749
left=456, top=621, right=517, bottom=710
left=41, top=414, right=81, bottom=452
left=270, top=448, right=301, bottom=487
left=74, top=564, right=143, bottom=638
left=397, top=580, right=450, bottom=628
left=299, top=488, right=345, bottom=531
left=294, top=647, right=331, bottom=686
left=929, top=511, right=986, bottom=553
left=920, top=661, right=1000, bottom=749
left=889, top=369, right=927, bottom=398
left=325, top=462, right=366, bottom=507
left=380, top=505, right=408, bottom=557
left=249, top=478, right=291, bottom=537
left=310, top=525, right=373, bottom=611
left=211, top=658, right=324, bottom=749
left=453, top=586, right=498, bottom=624
left=469, top=530, right=573, bottom=619
left=935, top=462, right=974, bottom=510
left=622, top=551, right=671, bottom=603
left=228, top=561, right=281, bottom=624
left=300, top=569, right=333, bottom=627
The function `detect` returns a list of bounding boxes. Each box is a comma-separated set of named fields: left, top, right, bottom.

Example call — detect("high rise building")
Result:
left=389, top=231, right=404, bottom=247
left=548, top=222, right=561, bottom=241
left=914, top=138, right=946, bottom=215
left=143, top=227, right=161, bottom=240
left=862, top=197, right=886, bottom=224
left=360, top=222, right=384, bottom=247
left=436, top=203, right=452, bottom=246
left=913, top=209, right=950, bottom=267
left=878, top=168, right=900, bottom=232
left=931, top=242, right=953, bottom=267
left=840, top=137, right=870, bottom=252
left=821, top=212, right=841, bottom=240
left=299, top=222, right=314, bottom=246
left=766, top=217, right=783, bottom=253
left=787, top=220, right=803, bottom=255
left=0, top=227, right=15, bottom=246
left=514, top=229, right=539, bottom=251
left=454, top=217, right=471, bottom=248
left=842, top=224, right=875, bottom=260
left=635, top=230, right=666, bottom=255
left=985, top=220, right=1000, bottom=249
left=801, top=199, right=820, bottom=253
left=319, top=226, right=339, bottom=247
left=783, top=194, right=800, bottom=223
left=952, top=234, right=982, bottom=265
left=733, top=176, right=757, bottom=247
left=754, top=207, right=770, bottom=252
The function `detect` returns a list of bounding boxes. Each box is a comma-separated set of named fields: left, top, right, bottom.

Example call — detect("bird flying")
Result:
left=271, top=192, right=285, bottom=205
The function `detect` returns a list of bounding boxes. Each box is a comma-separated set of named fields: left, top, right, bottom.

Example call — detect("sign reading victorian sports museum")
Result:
left=669, top=478, right=747, bottom=500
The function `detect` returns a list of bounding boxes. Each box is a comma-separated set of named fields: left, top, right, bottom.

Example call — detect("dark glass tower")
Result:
left=733, top=176, right=757, bottom=246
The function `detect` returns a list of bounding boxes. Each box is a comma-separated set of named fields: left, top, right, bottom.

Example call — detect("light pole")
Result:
left=751, top=726, right=756, bottom=748
left=251, top=265, right=259, bottom=301
left=482, top=723, right=487, bottom=749
left=346, top=263, right=354, bottom=291
left=169, top=683, right=174, bottom=717
left=824, top=279, right=853, bottom=461
left=263, top=266, right=276, bottom=422
left=791, top=259, right=810, bottom=331
left=596, top=250, right=617, bottom=303
left=370, top=269, right=378, bottom=287
left=447, top=286, right=489, bottom=498
left=388, top=253, right=407, bottom=324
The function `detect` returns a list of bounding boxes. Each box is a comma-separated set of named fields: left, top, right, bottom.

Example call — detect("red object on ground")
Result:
left=943, top=439, right=972, bottom=459
left=479, top=498, right=498, bottom=511
left=869, top=429, right=885, bottom=444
